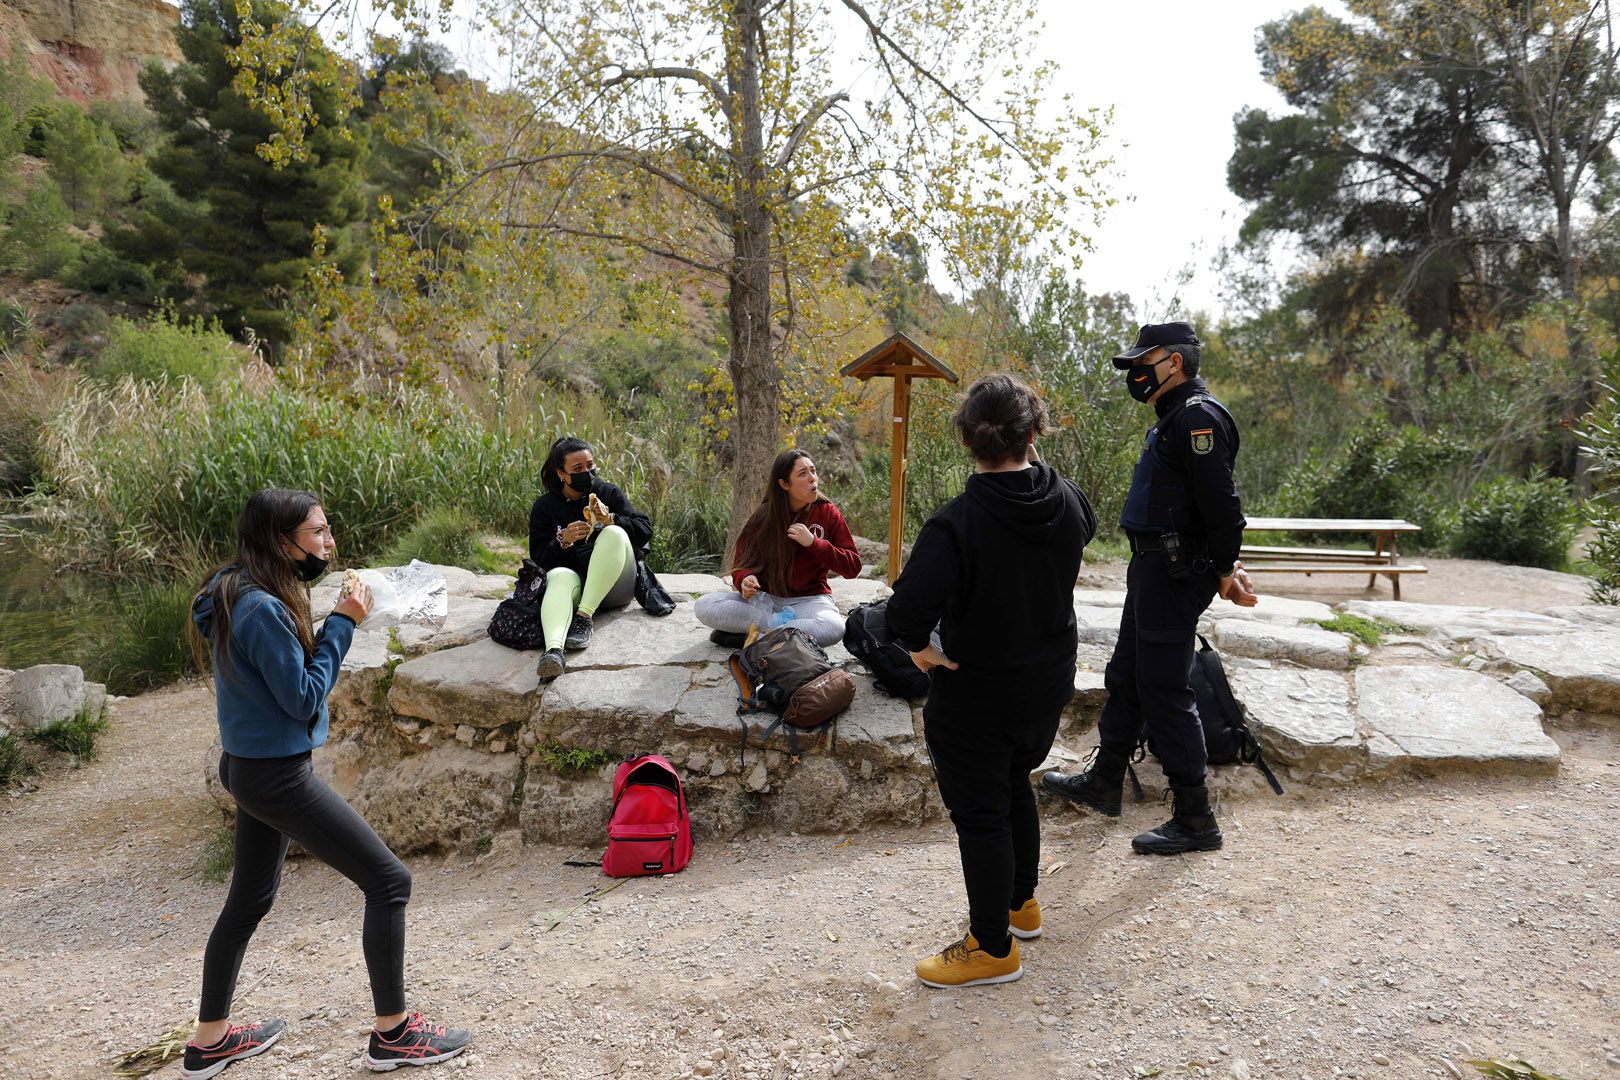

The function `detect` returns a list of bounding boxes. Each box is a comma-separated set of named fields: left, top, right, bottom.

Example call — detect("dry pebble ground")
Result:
left=3, top=664, right=1619, bottom=1078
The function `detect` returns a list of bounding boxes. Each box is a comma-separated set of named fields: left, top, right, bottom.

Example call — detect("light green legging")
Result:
left=541, top=524, right=636, bottom=650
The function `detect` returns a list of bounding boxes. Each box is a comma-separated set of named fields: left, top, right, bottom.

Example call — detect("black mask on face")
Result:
left=566, top=469, right=599, bottom=495
left=290, top=546, right=329, bottom=582
left=1126, top=356, right=1173, bottom=403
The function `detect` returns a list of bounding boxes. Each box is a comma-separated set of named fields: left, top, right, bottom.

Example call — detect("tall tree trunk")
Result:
left=723, top=0, right=779, bottom=560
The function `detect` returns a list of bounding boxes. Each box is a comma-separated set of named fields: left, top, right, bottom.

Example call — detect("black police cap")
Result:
left=1111, top=321, right=1201, bottom=369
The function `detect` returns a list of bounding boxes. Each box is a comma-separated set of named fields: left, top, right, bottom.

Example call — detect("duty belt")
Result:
left=1127, top=532, right=1167, bottom=555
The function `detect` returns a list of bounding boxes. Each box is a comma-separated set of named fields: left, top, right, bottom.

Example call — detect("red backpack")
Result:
left=602, top=755, right=693, bottom=878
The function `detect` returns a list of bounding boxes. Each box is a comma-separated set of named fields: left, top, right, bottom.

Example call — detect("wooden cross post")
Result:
left=840, top=333, right=958, bottom=584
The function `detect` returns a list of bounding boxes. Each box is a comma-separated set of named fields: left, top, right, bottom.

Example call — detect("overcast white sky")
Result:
left=429, top=0, right=1338, bottom=322
left=1034, top=0, right=1344, bottom=322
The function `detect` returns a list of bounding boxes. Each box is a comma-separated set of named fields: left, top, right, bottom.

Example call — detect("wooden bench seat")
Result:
left=1240, top=544, right=1398, bottom=563
left=1243, top=562, right=1428, bottom=599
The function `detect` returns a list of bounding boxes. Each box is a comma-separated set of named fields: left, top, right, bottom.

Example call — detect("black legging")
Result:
left=200, top=751, right=412, bottom=1021
left=922, top=677, right=1069, bottom=948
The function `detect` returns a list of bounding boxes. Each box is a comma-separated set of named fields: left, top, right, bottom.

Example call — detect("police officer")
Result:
left=1043, top=321, right=1256, bottom=855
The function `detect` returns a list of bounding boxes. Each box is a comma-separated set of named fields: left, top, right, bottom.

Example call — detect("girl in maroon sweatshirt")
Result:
left=696, top=449, right=861, bottom=646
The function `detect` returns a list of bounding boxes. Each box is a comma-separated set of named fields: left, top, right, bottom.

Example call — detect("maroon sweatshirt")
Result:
left=729, top=499, right=861, bottom=596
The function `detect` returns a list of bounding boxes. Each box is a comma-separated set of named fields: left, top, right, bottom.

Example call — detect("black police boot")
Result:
left=1131, top=783, right=1223, bottom=855
left=1042, top=746, right=1131, bottom=817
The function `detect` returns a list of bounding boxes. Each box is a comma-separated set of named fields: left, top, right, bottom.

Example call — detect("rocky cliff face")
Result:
left=1, top=0, right=183, bottom=104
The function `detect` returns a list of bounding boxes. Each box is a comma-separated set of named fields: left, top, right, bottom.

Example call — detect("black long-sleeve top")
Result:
left=527, top=481, right=653, bottom=576
left=887, top=462, right=1096, bottom=707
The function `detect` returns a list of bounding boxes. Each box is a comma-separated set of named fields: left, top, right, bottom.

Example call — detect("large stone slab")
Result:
left=346, top=745, right=522, bottom=853
left=1227, top=667, right=1360, bottom=773
left=1211, top=619, right=1352, bottom=670
left=1074, top=605, right=1121, bottom=647
left=1203, top=594, right=1337, bottom=627
left=828, top=577, right=893, bottom=611
left=8, top=665, right=86, bottom=731
left=1488, top=629, right=1620, bottom=714
left=671, top=672, right=748, bottom=741
left=1542, top=605, right=1620, bottom=628
left=656, top=573, right=729, bottom=597
left=395, top=596, right=500, bottom=657
left=1355, top=666, right=1560, bottom=774
left=1073, top=589, right=1128, bottom=608
left=833, top=679, right=918, bottom=768
left=388, top=638, right=541, bottom=729
left=535, top=665, right=693, bottom=745
left=327, top=627, right=398, bottom=731
left=567, top=601, right=727, bottom=669
left=1338, top=600, right=1574, bottom=640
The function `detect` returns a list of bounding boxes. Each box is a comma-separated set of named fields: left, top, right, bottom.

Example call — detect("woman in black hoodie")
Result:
left=888, top=373, right=1096, bottom=989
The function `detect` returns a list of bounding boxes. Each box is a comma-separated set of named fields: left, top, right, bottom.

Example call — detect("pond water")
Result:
left=0, top=517, right=116, bottom=671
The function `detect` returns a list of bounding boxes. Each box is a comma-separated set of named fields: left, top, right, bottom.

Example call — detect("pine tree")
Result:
left=110, top=0, right=367, bottom=348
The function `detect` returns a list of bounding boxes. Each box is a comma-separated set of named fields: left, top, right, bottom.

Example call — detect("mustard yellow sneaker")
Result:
left=1009, top=898, right=1042, bottom=940
left=915, top=933, right=1022, bottom=988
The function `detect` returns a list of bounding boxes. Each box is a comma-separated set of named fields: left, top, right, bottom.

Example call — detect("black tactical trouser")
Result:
left=1097, top=550, right=1219, bottom=788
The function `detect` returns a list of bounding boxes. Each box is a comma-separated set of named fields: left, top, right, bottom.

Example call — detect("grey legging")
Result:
left=694, top=589, right=844, bottom=646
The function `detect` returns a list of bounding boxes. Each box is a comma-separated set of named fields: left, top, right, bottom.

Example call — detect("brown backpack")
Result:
left=728, top=626, right=856, bottom=762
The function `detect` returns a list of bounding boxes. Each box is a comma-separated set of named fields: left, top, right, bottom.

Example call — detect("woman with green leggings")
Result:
left=527, top=436, right=653, bottom=679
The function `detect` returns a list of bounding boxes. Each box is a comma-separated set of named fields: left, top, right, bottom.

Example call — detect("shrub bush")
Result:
left=375, top=506, right=490, bottom=570
left=0, top=732, right=26, bottom=786
left=63, top=244, right=161, bottom=304
left=1579, top=349, right=1620, bottom=602
left=29, top=705, right=109, bottom=762
left=89, top=311, right=238, bottom=384
left=1450, top=471, right=1579, bottom=569
left=94, top=572, right=204, bottom=694
left=1280, top=420, right=1469, bottom=547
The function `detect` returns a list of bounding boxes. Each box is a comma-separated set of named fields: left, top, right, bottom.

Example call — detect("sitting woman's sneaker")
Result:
left=180, top=1018, right=285, bottom=1079
left=365, top=1013, right=472, bottom=1072
left=564, top=610, right=594, bottom=650
left=537, top=648, right=566, bottom=681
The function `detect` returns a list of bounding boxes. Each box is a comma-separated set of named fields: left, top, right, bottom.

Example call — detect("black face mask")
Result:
left=289, top=544, right=330, bottom=583
left=1126, top=357, right=1172, bottom=403
left=566, top=469, right=599, bottom=495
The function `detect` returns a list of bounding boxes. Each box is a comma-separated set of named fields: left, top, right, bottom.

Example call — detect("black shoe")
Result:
left=180, top=1018, right=285, bottom=1079
left=1132, top=783, right=1223, bottom=855
left=564, top=611, right=594, bottom=651
left=365, top=1012, right=472, bottom=1072
left=709, top=629, right=746, bottom=649
left=1041, top=747, right=1130, bottom=817
left=537, top=648, right=566, bottom=681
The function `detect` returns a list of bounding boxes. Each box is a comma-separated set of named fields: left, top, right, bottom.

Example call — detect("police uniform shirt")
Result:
left=1119, top=377, right=1246, bottom=574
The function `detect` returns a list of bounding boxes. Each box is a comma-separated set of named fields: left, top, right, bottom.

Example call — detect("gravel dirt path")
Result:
left=2, top=565, right=1617, bottom=1080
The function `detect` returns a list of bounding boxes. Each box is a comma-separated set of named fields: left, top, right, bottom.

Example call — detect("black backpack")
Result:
left=842, top=601, right=930, bottom=700
left=487, top=560, right=547, bottom=650
left=1179, top=634, right=1283, bottom=794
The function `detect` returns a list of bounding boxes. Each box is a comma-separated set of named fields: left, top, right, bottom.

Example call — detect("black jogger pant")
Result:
left=1097, top=551, right=1220, bottom=788
left=199, top=751, right=412, bottom=1021
left=923, top=676, right=1068, bottom=948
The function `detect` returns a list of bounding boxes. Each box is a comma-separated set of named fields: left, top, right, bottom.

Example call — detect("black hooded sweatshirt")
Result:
left=887, top=461, right=1096, bottom=708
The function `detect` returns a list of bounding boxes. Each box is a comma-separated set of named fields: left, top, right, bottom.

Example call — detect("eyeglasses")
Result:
left=287, top=524, right=335, bottom=540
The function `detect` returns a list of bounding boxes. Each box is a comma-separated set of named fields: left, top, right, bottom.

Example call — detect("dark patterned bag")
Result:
left=488, top=560, right=547, bottom=650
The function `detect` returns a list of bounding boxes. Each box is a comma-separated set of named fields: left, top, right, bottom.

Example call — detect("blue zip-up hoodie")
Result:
left=192, top=571, right=356, bottom=758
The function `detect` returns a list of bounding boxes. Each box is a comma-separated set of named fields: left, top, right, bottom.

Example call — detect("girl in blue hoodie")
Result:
left=184, top=488, right=470, bottom=1078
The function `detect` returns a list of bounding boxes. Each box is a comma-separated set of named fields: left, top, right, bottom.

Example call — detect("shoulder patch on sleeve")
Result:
left=1190, top=428, right=1215, bottom=455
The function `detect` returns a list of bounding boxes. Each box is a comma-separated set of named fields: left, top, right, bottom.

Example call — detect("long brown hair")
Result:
left=189, top=487, right=321, bottom=676
left=731, top=449, right=824, bottom=596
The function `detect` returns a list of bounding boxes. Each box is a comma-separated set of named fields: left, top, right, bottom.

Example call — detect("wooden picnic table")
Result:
left=1239, top=517, right=1426, bottom=599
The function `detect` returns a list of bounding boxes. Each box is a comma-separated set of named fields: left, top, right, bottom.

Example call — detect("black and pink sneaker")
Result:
left=179, top=1018, right=285, bottom=1079
left=365, top=1012, right=472, bottom=1072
